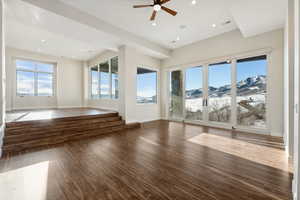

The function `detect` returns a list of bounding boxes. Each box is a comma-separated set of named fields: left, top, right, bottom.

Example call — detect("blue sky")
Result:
left=16, top=60, right=54, bottom=96
left=17, top=71, right=53, bottom=96
left=186, top=67, right=202, bottom=90
left=137, top=72, right=157, bottom=97
left=185, top=60, right=267, bottom=90
left=237, top=60, right=267, bottom=82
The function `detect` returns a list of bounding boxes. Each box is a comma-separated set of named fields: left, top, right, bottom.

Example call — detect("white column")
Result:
left=294, top=0, right=300, bottom=199
left=117, top=45, right=127, bottom=120
left=284, top=0, right=295, bottom=158
left=118, top=45, right=139, bottom=123
left=0, top=0, right=5, bottom=157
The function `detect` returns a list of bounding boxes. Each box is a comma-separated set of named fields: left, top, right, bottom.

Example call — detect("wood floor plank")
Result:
left=0, top=120, right=292, bottom=200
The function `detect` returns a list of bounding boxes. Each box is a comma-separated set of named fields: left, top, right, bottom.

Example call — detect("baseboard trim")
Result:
left=125, top=122, right=141, bottom=129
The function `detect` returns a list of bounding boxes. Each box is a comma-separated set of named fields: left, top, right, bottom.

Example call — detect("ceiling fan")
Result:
left=133, top=0, right=177, bottom=21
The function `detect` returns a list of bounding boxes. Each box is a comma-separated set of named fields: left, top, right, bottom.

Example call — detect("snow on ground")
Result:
left=185, top=94, right=265, bottom=112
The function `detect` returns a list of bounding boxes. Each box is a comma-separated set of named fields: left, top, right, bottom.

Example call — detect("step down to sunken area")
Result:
left=3, top=108, right=125, bottom=155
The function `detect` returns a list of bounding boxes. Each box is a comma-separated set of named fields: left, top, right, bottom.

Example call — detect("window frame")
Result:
left=15, top=58, right=56, bottom=97
left=165, top=48, right=271, bottom=134
left=89, top=56, right=118, bottom=100
left=136, top=66, right=158, bottom=105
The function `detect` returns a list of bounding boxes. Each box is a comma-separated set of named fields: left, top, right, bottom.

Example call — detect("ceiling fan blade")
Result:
left=150, top=11, right=157, bottom=21
left=160, top=0, right=171, bottom=4
left=133, top=5, right=153, bottom=8
left=161, top=6, right=177, bottom=16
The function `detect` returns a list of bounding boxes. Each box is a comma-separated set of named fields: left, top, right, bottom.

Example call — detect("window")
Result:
left=185, top=66, right=203, bottom=121
left=137, top=67, right=157, bottom=104
left=236, top=55, right=267, bottom=128
left=208, top=61, right=231, bottom=123
left=16, top=59, right=55, bottom=96
left=90, top=57, right=118, bottom=99
left=111, top=57, right=118, bottom=99
left=100, top=62, right=110, bottom=99
left=91, top=65, right=99, bottom=99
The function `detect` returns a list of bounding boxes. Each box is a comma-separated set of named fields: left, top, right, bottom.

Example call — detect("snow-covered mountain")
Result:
left=185, top=75, right=266, bottom=99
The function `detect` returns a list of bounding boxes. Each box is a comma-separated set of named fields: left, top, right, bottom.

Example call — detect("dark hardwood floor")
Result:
left=0, top=120, right=292, bottom=200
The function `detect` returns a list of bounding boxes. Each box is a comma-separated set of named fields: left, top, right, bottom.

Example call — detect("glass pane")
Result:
left=237, top=55, right=267, bottom=128
left=169, top=70, right=183, bottom=119
left=91, top=66, right=99, bottom=99
left=100, top=62, right=110, bottom=99
left=37, top=62, right=54, bottom=73
left=185, top=66, right=203, bottom=121
left=16, top=60, right=35, bottom=71
left=208, top=62, right=231, bottom=123
left=137, top=68, right=157, bottom=104
left=17, top=71, right=35, bottom=96
left=111, top=57, right=118, bottom=99
left=38, top=73, right=53, bottom=96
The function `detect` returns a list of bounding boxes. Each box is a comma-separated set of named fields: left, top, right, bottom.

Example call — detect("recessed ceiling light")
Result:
left=211, top=24, right=217, bottom=28
left=153, top=4, right=161, bottom=11
left=152, top=22, right=157, bottom=26
left=41, top=39, right=46, bottom=43
left=191, top=0, right=197, bottom=5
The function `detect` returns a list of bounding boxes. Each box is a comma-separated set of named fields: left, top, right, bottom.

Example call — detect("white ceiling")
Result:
left=5, top=0, right=287, bottom=61
left=62, top=0, right=238, bottom=49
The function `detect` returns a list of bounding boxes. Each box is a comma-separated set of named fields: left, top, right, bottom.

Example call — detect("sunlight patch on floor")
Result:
left=0, top=161, right=49, bottom=200
left=188, top=133, right=292, bottom=173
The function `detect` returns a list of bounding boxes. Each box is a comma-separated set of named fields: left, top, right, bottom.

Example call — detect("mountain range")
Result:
left=186, top=75, right=266, bottom=99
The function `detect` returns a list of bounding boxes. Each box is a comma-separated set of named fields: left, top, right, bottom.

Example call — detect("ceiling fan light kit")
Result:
left=133, top=0, right=177, bottom=21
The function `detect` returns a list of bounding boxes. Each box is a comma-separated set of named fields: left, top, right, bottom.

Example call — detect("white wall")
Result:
left=293, top=1, right=300, bottom=199
left=86, top=48, right=161, bottom=123
left=161, top=29, right=284, bottom=137
left=5, top=47, right=83, bottom=110
left=120, top=46, right=161, bottom=123
left=284, top=0, right=295, bottom=158
left=0, top=0, right=5, bottom=156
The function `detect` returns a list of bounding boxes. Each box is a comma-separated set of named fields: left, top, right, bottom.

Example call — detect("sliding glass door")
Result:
left=236, top=55, right=267, bottom=128
left=208, top=62, right=231, bottom=124
left=185, top=66, right=204, bottom=121
left=168, top=54, right=268, bottom=132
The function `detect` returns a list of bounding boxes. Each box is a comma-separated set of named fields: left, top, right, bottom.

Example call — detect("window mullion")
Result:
left=98, top=64, right=101, bottom=99
left=109, top=59, right=112, bottom=99
left=34, top=64, right=38, bottom=96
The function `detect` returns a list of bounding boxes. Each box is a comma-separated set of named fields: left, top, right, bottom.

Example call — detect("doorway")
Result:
left=168, top=54, right=268, bottom=133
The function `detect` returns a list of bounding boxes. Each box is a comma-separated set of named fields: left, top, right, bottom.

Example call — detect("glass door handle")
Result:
left=203, top=99, right=208, bottom=107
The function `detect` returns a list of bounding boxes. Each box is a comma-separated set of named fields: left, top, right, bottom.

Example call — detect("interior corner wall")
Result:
left=293, top=0, right=300, bottom=199
left=161, top=29, right=284, bottom=137
left=86, top=50, right=119, bottom=111
left=0, top=0, right=5, bottom=157
left=86, top=47, right=161, bottom=123
left=118, top=46, right=161, bottom=123
left=284, top=0, right=295, bottom=158
left=5, top=47, right=84, bottom=110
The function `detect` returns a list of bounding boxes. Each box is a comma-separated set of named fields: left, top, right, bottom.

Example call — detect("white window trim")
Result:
left=136, top=66, right=159, bottom=105
left=14, top=58, right=57, bottom=97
